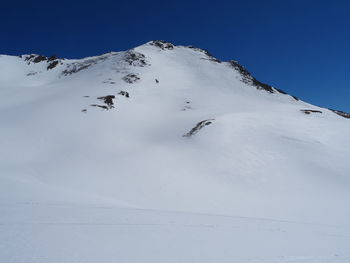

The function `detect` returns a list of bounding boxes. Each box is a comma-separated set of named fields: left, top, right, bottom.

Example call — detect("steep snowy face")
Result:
left=0, top=40, right=350, bottom=224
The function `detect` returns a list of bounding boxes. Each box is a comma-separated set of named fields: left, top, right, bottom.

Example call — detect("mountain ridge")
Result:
left=2, top=40, right=348, bottom=117
left=1, top=39, right=350, bottom=263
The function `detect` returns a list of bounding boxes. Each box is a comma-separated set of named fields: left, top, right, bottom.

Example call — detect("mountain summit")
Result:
left=1, top=41, right=350, bottom=263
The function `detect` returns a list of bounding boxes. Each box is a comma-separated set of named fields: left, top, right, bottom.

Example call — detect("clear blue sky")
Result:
left=2, top=0, right=349, bottom=112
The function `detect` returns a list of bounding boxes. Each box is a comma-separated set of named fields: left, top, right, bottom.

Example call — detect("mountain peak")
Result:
left=1, top=40, right=350, bottom=262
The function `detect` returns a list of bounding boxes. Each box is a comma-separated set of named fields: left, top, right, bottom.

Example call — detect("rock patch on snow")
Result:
left=22, top=54, right=61, bottom=70
left=118, top=91, right=130, bottom=98
left=228, top=60, right=274, bottom=93
left=90, top=95, right=116, bottom=110
left=123, top=51, right=149, bottom=67
left=301, top=109, right=323, bottom=115
left=330, top=109, right=350, bottom=119
left=149, top=40, right=175, bottom=50
left=122, top=73, right=140, bottom=83
left=183, top=119, right=214, bottom=137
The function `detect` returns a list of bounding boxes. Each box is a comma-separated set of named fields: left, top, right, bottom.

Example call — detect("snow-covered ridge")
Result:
left=3, top=40, right=349, bottom=118
left=1, top=40, right=350, bottom=263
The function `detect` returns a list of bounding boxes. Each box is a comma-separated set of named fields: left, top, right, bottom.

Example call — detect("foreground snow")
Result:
left=0, top=41, right=350, bottom=262
left=1, top=202, right=350, bottom=263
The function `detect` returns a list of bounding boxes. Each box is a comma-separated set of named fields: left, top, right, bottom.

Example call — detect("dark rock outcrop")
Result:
left=47, top=56, right=58, bottom=62
left=47, top=60, right=59, bottom=70
left=90, top=95, right=116, bottom=110
left=118, top=91, right=130, bottom=98
left=149, top=40, right=174, bottom=50
left=183, top=119, right=214, bottom=137
left=301, top=109, right=322, bottom=115
left=228, top=60, right=274, bottom=93
left=187, top=46, right=221, bottom=63
left=97, top=95, right=115, bottom=108
left=24, top=54, right=61, bottom=70
left=330, top=109, right=350, bottom=119
left=25, top=54, right=47, bottom=63
left=122, top=73, right=140, bottom=84
left=123, top=51, right=149, bottom=67
left=90, top=104, right=109, bottom=110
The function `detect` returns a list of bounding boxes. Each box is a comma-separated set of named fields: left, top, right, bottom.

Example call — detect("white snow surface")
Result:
left=1, top=41, right=350, bottom=262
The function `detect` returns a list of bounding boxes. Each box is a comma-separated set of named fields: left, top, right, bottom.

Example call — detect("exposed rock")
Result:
left=33, top=55, right=47, bottom=63
left=97, top=95, right=115, bottom=109
left=26, top=71, right=37, bottom=76
left=181, top=101, right=191, bottom=111
left=275, top=88, right=287, bottom=94
left=149, top=40, right=174, bottom=50
left=301, top=109, right=322, bottom=115
left=122, top=73, right=140, bottom=84
left=183, top=119, right=214, bottom=137
left=102, top=78, right=116, bottom=84
left=123, top=51, right=149, bottom=67
left=228, top=60, right=274, bottom=93
left=24, top=54, right=47, bottom=64
left=102, top=80, right=116, bottom=84
left=47, top=56, right=58, bottom=62
left=24, top=54, right=61, bottom=70
left=187, top=46, right=221, bottom=63
left=89, top=95, right=115, bottom=110
left=155, top=79, right=159, bottom=83
left=90, top=104, right=109, bottom=110
left=118, top=91, right=130, bottom=98
left=330, top=109, right=350, bottom=119
left=47, top=60, right=59, bottom=70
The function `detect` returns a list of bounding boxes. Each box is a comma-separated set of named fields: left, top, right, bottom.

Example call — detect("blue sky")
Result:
left=1, top=0, right=349, bottom=111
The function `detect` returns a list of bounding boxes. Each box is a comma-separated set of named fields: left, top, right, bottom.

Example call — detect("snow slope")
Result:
left=1, top=41, right=350, bottom=262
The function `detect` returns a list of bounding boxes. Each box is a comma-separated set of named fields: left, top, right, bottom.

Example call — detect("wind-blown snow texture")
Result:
left=1, top=40, right=350, bottom=262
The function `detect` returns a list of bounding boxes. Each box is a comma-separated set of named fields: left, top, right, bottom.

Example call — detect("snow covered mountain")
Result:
left=1, top=40, right=350, bottom=263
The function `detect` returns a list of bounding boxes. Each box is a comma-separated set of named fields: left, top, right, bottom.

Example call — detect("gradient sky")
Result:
left=1, top=0, right=349, bottom=111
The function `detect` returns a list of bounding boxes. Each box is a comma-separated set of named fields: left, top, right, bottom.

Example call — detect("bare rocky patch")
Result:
left=330, top=109, right=350, bottom=119
left=89, top=95, right=116, bottom=110
left=90, top=104, right=109, bottom=110
left=123, top=51, right=149, bottom=67
left=187, top=46, right=221, bottom=63
left=183, top=119, right=214, bottom=137
left=23, top=54, right=62, bottom=70
left=301, top=109, right=322, bottom=115
left=25, top=54, right=47, bottom=64
left=47, top=60, right=59, bottom=70
left=149, top=40, right=174, bottom=50
left=102, top=78, right=116, bottom=84
left=122, top=73, right=140, bottom=84
left=181, top=101, right=191, bottom=111
left=118, top=91, right=130, bottom=98
left=26, top=71, right=37, bottom=76
left=228, top=60, right=274, bottom=93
